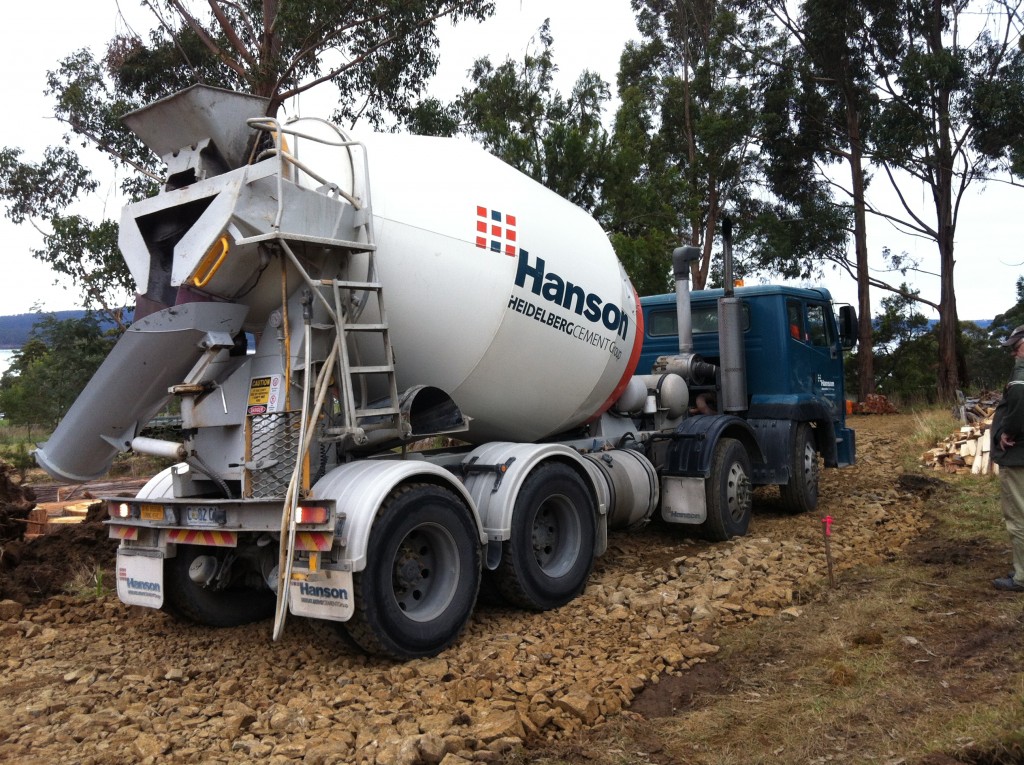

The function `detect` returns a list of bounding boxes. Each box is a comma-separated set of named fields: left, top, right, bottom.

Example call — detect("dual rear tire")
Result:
left=343, top=483, right=481, bottom=660
left=491, top=463, right=597, bottom=611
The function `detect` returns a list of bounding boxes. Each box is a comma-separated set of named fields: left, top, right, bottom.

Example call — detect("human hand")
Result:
left=1001, top=433, right=1016, bottom=450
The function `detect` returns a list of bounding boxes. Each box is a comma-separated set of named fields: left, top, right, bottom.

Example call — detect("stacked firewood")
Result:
left=921, top=394, right=999, bottom=475
left=852, top=393, right=899, bottom=414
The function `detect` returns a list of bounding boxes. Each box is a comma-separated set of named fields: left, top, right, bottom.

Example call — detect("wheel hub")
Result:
left=726, top=464, right=752, bottom=521
left=388, top=524, right=459, bottom=621
left=532, top=506, right=557, bottom=563
left=394, top=545, right=429, bottom=593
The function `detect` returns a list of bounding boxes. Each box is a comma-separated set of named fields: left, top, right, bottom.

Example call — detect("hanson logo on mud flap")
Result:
left=115, top=552, right=164, bottom=608
left=288, top=571, right=354, bottom=621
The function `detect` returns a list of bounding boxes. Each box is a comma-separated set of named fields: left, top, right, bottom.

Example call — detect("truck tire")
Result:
left=343, top=483, right=481, bottom=660
left=779, top=422, right=819, bottom=514
left=493, top=462, right=596, bottom=611
left=698, top=438, right=752, bottom=541
left=164, top=544, right=275, bottom=627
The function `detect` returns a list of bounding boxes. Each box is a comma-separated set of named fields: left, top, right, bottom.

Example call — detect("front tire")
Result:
left=493, top=462, right=596, bottom=610
left=698, top=438, right=753, bottom=541
left=164, top=544, right=275, bottom=627
left=343, top=483, right=481, bottom=660
left=779, top=422, right=819, bottom=514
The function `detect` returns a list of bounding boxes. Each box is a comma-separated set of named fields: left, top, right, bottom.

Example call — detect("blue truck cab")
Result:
left=640, top=284, right=856, bottom=509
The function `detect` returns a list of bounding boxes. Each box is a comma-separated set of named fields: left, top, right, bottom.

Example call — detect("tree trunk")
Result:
left=929, top=0, right=963, bottom=402
left=847, top=106, right=874, bottom=400
left=936, top=222, right=961, bottom=401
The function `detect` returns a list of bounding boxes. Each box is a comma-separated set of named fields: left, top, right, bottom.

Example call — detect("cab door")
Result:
left=786, top=298, right=844, bottom=412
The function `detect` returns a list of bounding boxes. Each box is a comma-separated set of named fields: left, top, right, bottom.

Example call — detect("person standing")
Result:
left=990, top=324, right=1024, bottom=592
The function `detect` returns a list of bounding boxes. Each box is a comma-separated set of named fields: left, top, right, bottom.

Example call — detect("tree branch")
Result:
left=206, top=0, right=259, bottom=69
left=165, top=0, right=248, bottom=79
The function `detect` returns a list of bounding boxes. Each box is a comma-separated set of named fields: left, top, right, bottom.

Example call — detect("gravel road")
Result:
left=0, top=415, right=927, bottom=765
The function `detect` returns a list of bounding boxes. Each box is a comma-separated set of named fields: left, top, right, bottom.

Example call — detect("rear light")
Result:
left=107, top=502, right=175, bottom=522
left=111, top=502, right=132, bottom=519
left=294, top=505, right=329, bottom=524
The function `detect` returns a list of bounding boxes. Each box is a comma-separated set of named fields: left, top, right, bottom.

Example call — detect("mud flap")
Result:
left=661, top=475, right=707, bottom=524
left=116, top=549, right=165, bottom=608
left=287, top=570, right=355, bottom=621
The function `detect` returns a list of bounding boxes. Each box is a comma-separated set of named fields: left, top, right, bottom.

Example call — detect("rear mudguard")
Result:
left=661, top=414, right=765, bottom=479
left=311, top=460, right=485, bottom=573
left=458, top=442, right=610, bottom=568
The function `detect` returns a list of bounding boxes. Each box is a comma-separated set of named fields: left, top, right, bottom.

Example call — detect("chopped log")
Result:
left=921, top=394, right=999, bottom=476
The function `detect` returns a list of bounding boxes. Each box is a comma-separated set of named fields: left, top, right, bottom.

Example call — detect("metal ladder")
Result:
left=249, top=116, right=404, bottom=639
left=319, top=269, right=403, bottom=448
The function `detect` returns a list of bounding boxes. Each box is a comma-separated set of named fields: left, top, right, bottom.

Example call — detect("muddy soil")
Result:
left=0, top=478, right=147, bottom=605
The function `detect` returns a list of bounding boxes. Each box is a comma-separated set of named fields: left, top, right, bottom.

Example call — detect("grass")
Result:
left=63, top=564, right=109, bottom=600
left=903, top=405, right=1005, bottom=543
left=910, top=407, right=962, bottom=448
left=940, top=474, right=1004, bottom=543
left=525, top=409, right=1024, bottom=765
left=636, top=558, right=1024, bottom=765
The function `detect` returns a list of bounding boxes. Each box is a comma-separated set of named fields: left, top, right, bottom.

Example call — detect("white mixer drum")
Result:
left=349, top=133, right=644, bottom=443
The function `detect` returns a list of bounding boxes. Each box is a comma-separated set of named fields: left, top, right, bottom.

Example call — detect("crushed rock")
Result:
left=0, top=414, right=932, bottom=764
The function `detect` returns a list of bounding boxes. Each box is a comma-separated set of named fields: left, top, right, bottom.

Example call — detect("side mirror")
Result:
left=838, top=305, right=858, bottom=350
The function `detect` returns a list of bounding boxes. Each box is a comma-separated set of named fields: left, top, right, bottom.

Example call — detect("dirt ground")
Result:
left=0, top=477, right=148, bottom=605
left=0, top=414, right=1022, bottom=765
left=529, top=416, right=1024, bottom=765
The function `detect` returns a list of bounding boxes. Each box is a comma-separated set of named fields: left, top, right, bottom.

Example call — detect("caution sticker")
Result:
left=247, top=375, right=283, bottom=415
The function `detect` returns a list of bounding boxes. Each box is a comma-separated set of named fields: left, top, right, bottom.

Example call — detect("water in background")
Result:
left=0, top=348, right=14, bottom=376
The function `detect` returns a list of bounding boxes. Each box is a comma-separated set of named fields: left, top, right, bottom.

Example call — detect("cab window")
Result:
left=648, top=304, right=748, bottom=337
left=806, top=304, right=832, bottom=347
left=648, top=310, right=677, bottom=336
left=787, top=300, right=805, bottom=342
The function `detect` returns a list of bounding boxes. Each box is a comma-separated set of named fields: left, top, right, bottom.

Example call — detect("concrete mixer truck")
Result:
left=34, top=85, right=857, bottom=659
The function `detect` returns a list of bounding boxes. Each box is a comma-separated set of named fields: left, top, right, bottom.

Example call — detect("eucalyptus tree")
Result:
left=445, top=20, right=612, bottom=213
left=0, top=314, right=116, bottom=430
left=868, top=0, right=1024, bottom=399
left=603, top=0, right=847, bottom=298
left=769, top=0, right=894, bottom=399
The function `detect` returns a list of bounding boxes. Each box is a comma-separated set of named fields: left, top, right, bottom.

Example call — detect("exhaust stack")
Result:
left=655, top=245, right=716, bottom=385
left=718, top=218, right=748, bottom=413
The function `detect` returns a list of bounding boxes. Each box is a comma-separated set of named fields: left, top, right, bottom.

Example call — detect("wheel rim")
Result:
left=530, top=494, right=581, bottom=578
left=803, top=441, right=819, bottom=481
left=725, top=461, right=752, bottom=523
left=390, top=522, right=460, bottom=622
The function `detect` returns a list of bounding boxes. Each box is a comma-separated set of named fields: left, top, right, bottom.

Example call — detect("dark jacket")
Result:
left=992, top=358, right=1024, bottom=467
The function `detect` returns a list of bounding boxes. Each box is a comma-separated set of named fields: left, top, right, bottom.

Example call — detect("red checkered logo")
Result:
left=476, top=206, right=518, bottom=256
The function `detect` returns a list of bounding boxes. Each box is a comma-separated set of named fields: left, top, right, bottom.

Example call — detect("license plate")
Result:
left=184, top=505, right=222, bottom=527
left=140, top=503, right=164, bottom=521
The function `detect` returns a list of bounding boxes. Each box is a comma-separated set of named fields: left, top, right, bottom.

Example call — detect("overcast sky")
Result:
left=1, top=0, right=1020, bottom=324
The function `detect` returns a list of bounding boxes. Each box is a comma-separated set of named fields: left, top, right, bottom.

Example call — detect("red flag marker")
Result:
left=822, top=516, right=836, bottom=588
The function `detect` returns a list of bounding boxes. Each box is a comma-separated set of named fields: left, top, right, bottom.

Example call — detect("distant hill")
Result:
left=0, top=311, right=129, bottom=349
